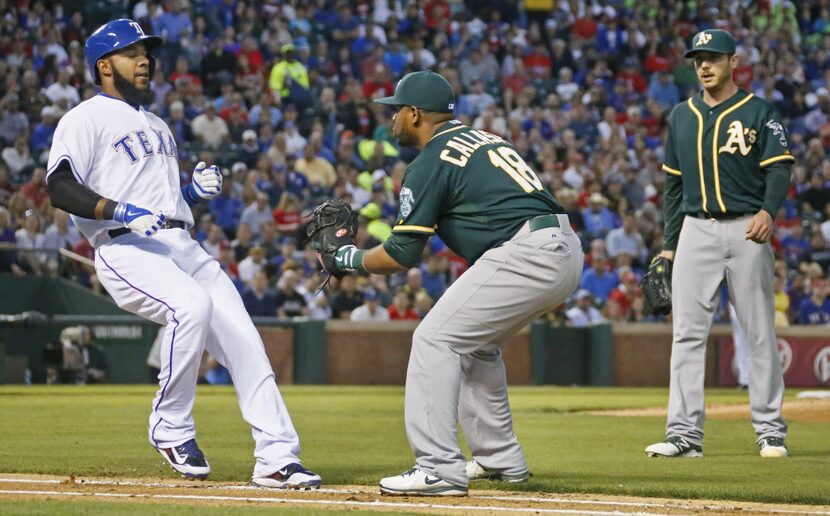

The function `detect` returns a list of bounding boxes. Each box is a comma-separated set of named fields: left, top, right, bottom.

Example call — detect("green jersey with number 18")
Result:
left=389, top=120, right=565, bottom=264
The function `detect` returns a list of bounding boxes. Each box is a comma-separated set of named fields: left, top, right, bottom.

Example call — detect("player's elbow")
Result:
left=47, top=175, right=74, bottom=213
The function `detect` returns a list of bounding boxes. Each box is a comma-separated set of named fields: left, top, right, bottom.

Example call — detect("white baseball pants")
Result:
left=95, top=228, right=302, bottom=477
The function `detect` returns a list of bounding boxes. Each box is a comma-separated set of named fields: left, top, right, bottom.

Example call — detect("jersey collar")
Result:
left=428, top=120, right=464, bottom=143
left=691, top=87, right=748, bottom=112
left=97, top=92, right=142, bottom=111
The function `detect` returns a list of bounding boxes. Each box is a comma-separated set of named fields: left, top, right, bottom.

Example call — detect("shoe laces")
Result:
left=402, top=468, right=419, bottom=477
left=176, top=439, right=204, bottom=459
left=763, top=437, right=785, bottom=447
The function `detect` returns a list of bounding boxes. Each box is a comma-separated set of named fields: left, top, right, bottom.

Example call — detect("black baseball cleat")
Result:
left=155, top=439, right=211, bottom=479
left=252, top=463, right=322, bottom=489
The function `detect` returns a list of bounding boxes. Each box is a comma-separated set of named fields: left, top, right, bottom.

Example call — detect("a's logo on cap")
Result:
left=695, top=32, right=712, bottom=46
left=447, top=103, right=454, bottom=110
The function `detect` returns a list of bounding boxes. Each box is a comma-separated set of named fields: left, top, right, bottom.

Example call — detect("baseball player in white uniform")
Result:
left=46, top=19, right=320, bottom=489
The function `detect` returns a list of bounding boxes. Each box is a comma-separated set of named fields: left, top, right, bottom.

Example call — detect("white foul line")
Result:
left=0, top=489, right=672, bottom=515
left=1, top=478, right=829, bottom=516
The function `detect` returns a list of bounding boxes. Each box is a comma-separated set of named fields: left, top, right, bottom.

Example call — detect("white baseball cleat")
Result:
left=379, top=467, right=468, bottom=496
left=252, top=463, right=322, bottom=489
left=758, top=437, right=788, bottom=458
left=466, top=460, right=529, bottom=482
left=645, top=435, right=703, bottom=457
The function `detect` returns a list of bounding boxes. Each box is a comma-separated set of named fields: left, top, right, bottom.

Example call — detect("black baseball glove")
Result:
left=641, top=256, right=673, bottom=316
left=302, top=199, right=358, bottom=288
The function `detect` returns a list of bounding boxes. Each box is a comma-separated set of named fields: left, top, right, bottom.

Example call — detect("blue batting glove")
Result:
left=113, top=202, right=166, bottom=236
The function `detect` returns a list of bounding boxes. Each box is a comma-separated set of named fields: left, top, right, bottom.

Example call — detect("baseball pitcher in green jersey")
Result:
left=645, top=29, right=792, bottom=459
left=330, top=71, right=583, bottom=495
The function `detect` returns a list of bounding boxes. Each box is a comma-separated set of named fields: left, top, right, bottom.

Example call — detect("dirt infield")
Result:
left=586, top=398, right=830, bottom=423
left=1, top=474, right=828, bottom=515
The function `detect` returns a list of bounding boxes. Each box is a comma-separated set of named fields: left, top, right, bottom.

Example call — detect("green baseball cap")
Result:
left=374, top=71, right=455, bottom=113
left=684, top=29, right=736, bottom=58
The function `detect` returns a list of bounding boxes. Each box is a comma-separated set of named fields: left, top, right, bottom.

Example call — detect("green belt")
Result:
left=528, top=214, right=561, bottom=231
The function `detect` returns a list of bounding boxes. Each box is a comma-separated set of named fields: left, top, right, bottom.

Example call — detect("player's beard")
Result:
left=112, top=67, right=155, bottom=106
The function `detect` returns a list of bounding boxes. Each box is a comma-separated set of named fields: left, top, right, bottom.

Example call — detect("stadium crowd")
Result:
left=1, top=0, right=830, bottom=326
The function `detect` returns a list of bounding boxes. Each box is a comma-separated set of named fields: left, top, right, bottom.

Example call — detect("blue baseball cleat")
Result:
left=155, top=439, right=211, bottom=479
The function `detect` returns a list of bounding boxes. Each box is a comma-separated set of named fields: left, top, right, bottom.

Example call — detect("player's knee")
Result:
left=179, top=289, right=213, bottom=323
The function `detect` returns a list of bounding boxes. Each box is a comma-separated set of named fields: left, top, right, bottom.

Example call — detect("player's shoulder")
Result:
left=743, top=91, right=777, bottom=114
left=54, top=96, right=104, bottom=129
left=668, top=96, right=696, bottom=120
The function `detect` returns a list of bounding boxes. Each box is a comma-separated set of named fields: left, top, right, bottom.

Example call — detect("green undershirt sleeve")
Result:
left=382, top=232, right=430, bottom=269
left=761, top=163, right=792, bottom=219
left=662, top=174, right=684, bottom=251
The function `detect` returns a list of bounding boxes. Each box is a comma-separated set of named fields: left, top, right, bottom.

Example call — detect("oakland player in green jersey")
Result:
left=645, top=29, right=792, bottom=459
left=331, top=71, right=583, bottom=495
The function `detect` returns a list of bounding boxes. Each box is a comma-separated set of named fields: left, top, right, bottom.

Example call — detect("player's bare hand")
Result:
left=113, top=202, right=166, bottom=237
left=191, top=161, right=223, bottom=200
left=658, top=250, right=675, bottom=261
left=745, top=210, right=773, bottom=243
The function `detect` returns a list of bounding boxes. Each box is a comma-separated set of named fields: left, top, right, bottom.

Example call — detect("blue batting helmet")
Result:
left=85, top=19, right=162, bottom=84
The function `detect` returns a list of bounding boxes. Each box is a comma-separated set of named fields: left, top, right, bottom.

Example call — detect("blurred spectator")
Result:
left=647, top=72, right=680, bottom=109
left=3, top=135, right=37, bottom=178
left=606, top=213, right=647, bottom=264
left=275, top=269, right=308, bottom=318
left=330, top=275, right=364, bottom=320
left=420, top=254, right=448, bottom=301
left=31, top=106, right=58, bottom=155
left=797, top=279, right=830, bottom=324
left=579, top=253, right=618, bottom=303
left=231, top=223, right=255, bottom=263
left=44, top=66, right=80, bottom=108
left=582, top=192, right=615, bottom=240
left=15, top=210, right=46, bottom=274
left=200, top=223, right=226, bottom=260
left=238, top=245, right=267, bottom=287
left=458, top=79, right=496, bottom=118
left=414, top=291, right=433, bottom=319
left=43, top=209, right=81, bottom=269
left=0, top=97, right=30, bottom=146
left=19, top=167, right=49, bottom=209
left=209, top=173, right=243, bottom=235
left=201, top=38, right=236, bottom=97
left=566, top=290, right=607, bottom=327
left=296, top=135, right=337, bottom=191
left=240, top=190, right=273, bottom=238
left=273, top=192, right=303, bottom=236
left=350, top=288, right=390, bottom=322
left=303, top=273, right=333, bottom=320
left=269, top=44, right=311, bottom=111
left=606, top=270, right=643, bottom=322
left=388, top=288, right=420, bottom=320
left=359, top=202, right=392, bottom=247
left=192, top=103, right=229, bottom=150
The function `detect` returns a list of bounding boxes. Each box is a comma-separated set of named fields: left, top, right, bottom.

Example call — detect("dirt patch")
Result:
left=587, top=398, right=830, bottom=423
left=0, top=474, right=828, bottom=515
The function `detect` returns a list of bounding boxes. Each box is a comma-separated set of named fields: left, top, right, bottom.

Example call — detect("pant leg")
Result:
left=95, top=233, right=213, bottom=448
left=723, top=221, right=787, bottom=441
left=196, top=258, right=302, bottom=478
left=667, top=217, right=728, bottom=445
left=728, top=303, right=750, bottom=386
left=459, top=347, right=528, bottom=477
left=406, top=221, right=582, bottom=486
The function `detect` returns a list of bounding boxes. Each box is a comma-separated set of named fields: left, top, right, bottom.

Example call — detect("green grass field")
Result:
left=0, top=385, right=828, bottom=506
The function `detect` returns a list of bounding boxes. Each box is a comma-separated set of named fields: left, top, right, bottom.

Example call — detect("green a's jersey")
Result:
left=390, top=121, right=564, bottom=263
left=662, top=89, right=794, bottom=214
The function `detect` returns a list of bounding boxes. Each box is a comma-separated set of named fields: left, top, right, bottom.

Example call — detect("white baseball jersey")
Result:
left=46, top=94, right=194, bottom=247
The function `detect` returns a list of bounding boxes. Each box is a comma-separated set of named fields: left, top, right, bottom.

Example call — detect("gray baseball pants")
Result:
left=667, top=215, right=787, bottom=446
left=404, top=215, right=583, bottom=486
